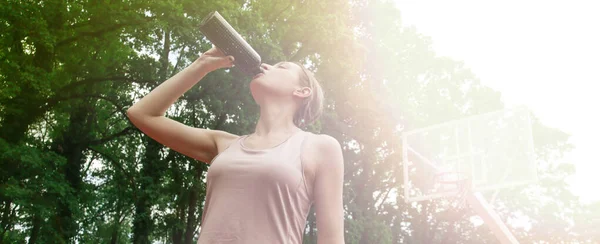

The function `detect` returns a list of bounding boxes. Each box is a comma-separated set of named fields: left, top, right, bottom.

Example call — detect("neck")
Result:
left=254, top=101, right=299, bottom=137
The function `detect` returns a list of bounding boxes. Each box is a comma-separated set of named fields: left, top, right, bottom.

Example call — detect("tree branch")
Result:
left=56, top=17, right=157, bottom=47
left=35, top=92, right=124, bottom=139
left=88, top=127, right=136, bottom=146
left=170, top=46, right=187, bottom=77
left=268, top=1, right=295, bottom=22
left=57, top=76, right=157, bottom=94
left=83, top=152, right=99, bottom=176
left=119, top=206, right=135, bottom=224
left=57, top=23, right=129, bottom=47
left=374, top=183, right=394, bottom=214
left=289, top=44, right=313, bottom=61
left=46, top=93, right=129, bottom=119
left=0, top=201, right=14, bottom=239
left=87, top=145, right=137, bottom=199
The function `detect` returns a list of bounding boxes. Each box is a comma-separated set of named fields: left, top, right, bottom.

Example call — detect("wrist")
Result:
left=190, top=58, right=212, bottom=74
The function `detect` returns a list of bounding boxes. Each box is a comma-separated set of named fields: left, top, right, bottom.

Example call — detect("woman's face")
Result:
left=250, top=62, right=306, bottom=99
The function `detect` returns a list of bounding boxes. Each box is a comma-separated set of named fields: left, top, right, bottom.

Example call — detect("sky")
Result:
left=393, top=0, right=599, bottom=202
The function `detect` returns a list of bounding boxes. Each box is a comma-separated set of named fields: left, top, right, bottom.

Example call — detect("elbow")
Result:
left=126, top=107, right=139, bottom=120
left=126, top=106, right=162, bottom=118
left=126, top=106, right=149, bottom=119
left=125, top=107, right=149, bottom=124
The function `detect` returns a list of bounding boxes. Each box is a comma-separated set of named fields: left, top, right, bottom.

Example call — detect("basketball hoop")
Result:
left=434, top=172, right=472, bottom=208
left=402, top=106, right=535, bottom=243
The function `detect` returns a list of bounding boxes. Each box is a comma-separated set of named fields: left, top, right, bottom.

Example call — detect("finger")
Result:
left=226, top=56, right=235, bottom=67
left=213, top=47, right=226, bottom=57
left=203, top=45, right=220, bottom=56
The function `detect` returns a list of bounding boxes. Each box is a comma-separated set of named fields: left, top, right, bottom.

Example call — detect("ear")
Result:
left=293, top=87, right=312, bottom=98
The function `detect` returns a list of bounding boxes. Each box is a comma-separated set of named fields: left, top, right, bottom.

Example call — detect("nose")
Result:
left=261, top=63, right=272, bottom=71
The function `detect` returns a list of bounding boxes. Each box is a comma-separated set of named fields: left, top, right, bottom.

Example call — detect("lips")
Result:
left=252, top=73, right=264, bottom=80
left=252, top=66, right=268, bottom=80
left=253, top=69, right=265, bottom=80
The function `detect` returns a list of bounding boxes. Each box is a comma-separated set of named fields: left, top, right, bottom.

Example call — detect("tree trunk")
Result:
left=51, top=100, right=94, bottom=242
left=173, top=197, right=186, bottom=244
left=133, top=28, right=171, bottom=244
left=28, top=213, right=41, bottom=244
left=133, top=138, right=163, bottom=244
left=110, top=206, right=122, bottom=244
left=0, top=200, right=12, bottom=242
left=184, top=164, right=201, bottom=244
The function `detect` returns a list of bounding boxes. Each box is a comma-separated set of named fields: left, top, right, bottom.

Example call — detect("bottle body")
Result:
left=199, top=11, right=262, bottom=76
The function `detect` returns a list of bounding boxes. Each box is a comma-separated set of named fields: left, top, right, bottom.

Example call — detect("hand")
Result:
left=196, top=46, right=235, bottom=72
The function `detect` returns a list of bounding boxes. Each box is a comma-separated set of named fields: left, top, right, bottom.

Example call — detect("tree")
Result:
left=1, top=0, right=593, bottom=243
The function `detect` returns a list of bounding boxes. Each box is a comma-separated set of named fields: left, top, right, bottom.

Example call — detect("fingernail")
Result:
left=229, top=56, right=234, bottom=61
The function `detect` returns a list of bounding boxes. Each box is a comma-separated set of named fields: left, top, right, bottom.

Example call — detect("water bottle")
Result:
left=199, top=11, right=262, bottom=76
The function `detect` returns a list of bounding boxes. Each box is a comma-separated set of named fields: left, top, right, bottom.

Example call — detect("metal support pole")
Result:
left=465, top=192, right=519, bottom=244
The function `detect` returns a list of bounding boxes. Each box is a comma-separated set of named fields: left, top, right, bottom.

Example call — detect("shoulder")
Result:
left=303, top=132, right=343, bottom=169
left=305, top=133, right=342, bottom=153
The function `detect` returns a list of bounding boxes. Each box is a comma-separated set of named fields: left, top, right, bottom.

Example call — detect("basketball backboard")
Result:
left=402, top=106, right=537, bottom=202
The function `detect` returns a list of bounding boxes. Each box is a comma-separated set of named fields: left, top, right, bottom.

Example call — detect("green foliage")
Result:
left=0, top=137, right=69, bottom=243
left=0, top=0, right=596, bottom=243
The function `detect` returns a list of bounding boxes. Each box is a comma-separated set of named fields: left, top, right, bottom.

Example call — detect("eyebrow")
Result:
left=278, top=61, right=296, bottom=68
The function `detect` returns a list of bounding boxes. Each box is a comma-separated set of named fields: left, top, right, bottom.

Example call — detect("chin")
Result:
left=249, top=78, right=271, bottom=93
left=249, top=78, right=288, bottom=98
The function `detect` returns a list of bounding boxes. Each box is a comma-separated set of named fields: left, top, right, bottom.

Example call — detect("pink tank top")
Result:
left=197, top=130, right=313, bottom=244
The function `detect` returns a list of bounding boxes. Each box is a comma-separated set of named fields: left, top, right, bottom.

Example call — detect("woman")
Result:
left=127, top=46, right=345, bottom=244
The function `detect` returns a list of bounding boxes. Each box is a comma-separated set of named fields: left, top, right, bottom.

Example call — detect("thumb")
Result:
left=225, top=55, right=235, bottom=67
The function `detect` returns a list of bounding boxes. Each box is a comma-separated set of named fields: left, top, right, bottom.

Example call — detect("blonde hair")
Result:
left=293, top=62, right=324, bottom=127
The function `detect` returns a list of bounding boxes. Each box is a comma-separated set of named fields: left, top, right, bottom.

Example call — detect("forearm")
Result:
left=128, top=60, right=209, bottom=117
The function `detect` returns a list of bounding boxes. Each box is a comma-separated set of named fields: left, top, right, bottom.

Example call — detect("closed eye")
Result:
left=275, top=62, right=289, bottom=69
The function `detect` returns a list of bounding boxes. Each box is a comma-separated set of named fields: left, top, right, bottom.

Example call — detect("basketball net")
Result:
left=434, top=172, right=472, bottom=209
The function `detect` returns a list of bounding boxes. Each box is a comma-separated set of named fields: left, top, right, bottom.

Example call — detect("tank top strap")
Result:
left=278, top=130, right=309, bottom=157
left=278, top=130, right=314, bottom=201
left=224, top=134, right=246, bottom=153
